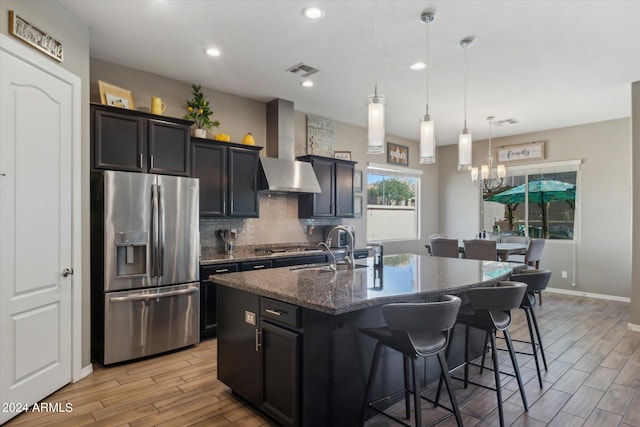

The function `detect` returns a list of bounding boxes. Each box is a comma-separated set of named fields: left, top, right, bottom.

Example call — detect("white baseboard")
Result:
left=545, top=287, right=630, bottom=303
left=76, top=363, right=93, bottom=382
left=628, top=323, right=640, bottom=333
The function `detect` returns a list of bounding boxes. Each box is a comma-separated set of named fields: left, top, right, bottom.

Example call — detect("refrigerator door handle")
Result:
left=158, top=184, right=165, bottom=278
left=151, top=183, right=159, bottom=278
left=108, top=286, right=199, bottom=302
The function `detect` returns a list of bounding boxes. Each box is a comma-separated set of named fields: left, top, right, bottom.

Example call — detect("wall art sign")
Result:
left=387, top=142, right=409, bottom=166
left=497, top=141, right=545, bottom=163
left=9, top=11, right=64, bottom=62
left=306, top=115, right=335, bottom=157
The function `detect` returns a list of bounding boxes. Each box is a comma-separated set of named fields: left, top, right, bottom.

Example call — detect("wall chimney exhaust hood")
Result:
left=259, top=99, right=321, bottom=193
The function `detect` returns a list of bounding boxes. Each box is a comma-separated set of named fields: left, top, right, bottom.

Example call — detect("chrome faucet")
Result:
left=325, top=226, right=355, bottom=269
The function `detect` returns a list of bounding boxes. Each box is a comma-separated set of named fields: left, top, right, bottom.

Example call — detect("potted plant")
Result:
left=183, top=84, right=220, bottom=138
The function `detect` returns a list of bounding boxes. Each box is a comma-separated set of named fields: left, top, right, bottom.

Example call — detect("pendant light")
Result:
left=419, top=11, right=435, bottom=164
left=458, top=37, right=474, bottom=171
left=367, top=0, right=385, bottom=154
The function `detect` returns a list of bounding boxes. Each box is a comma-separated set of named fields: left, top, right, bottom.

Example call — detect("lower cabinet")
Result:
left=217, top=286, right=301, bottom=426
left=200, top=263, right=238, bottom=339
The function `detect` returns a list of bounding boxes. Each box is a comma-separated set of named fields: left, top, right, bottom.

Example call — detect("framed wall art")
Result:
left=354, top=169, right=363, bottom=192
left=306, top=115, right=335, bottom=156
left=334, top=151, right=352, bottom=161
left=387, top=142, right=409, bottom=166
left=354, top=195, right=363, bottom=217
left=98, top=80, right=135, bottom=109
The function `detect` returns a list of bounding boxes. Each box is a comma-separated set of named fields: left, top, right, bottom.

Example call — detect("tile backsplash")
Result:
left=200, top=193, right=343, bottom=252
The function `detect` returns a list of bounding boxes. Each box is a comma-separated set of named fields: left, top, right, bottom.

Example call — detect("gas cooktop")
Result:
left=254, top=246, right=323, bottom=254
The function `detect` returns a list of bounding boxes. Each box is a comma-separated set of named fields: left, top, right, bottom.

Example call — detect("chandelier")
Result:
left=471, top=116, right=506, bottom=192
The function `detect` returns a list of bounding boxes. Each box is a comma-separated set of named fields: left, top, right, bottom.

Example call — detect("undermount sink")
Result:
left=290, top=263, right=368, bottom=272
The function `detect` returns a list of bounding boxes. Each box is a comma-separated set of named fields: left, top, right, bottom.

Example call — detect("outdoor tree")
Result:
left=370, top=178, right=414, bottom=205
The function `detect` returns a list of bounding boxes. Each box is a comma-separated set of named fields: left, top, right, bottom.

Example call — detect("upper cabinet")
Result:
left=91, top=103, right=192, bottom=176
left=191, top=137, right=262, bottom=218
left=297, top=155, right=356, bottom=218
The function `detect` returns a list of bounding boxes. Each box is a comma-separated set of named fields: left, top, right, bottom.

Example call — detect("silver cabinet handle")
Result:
left=61, top=268, right=73, bottom=277
left=265, top=308, right=283, bottom=316
left=150, top=154, right=154, bottom=170
left=255, top=329, right=262, bottom=352
left=215, top=268, right=229, bottom=273
left=253, top=265, right=266, bottom=270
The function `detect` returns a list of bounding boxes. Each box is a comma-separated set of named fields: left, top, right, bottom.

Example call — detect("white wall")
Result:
left=439, top=118, right=632, bottom=298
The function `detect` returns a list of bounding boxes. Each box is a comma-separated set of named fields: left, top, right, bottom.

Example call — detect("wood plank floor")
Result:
left=4, top=292, right=640, bottom=426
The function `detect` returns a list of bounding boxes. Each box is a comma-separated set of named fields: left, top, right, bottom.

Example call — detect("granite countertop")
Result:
left=210, top=253, right=516, bottom=315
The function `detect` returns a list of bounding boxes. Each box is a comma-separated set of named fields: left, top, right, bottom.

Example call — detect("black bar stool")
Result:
left=509, top=269, right=551, bottom=387
left=359, top=295, right=463, bottom=427
left=436, top=281, right=528, bottom=427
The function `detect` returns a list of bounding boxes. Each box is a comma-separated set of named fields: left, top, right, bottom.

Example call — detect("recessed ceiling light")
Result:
left=301, top=80, right=314, bottom=88
left=205, top=47, right=221, bottom=57
left=410, top=62, right=426, bottom=71
left=302, top=7, right=324, bottom=20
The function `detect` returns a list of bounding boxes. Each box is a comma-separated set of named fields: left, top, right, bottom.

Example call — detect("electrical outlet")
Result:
left=561, top=271, right=568, bottom=279
left=244, top=310, right=256, bottom=326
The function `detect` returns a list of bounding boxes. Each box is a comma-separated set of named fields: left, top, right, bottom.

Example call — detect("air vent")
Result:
left=286, top=63, right=319, bottom=78
left=495, top=118, right=519, bottom=126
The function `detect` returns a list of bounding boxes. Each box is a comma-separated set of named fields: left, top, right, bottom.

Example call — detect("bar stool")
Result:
left=359, top=295, right=463, bottom=427
left=510, top=269, right=551, bottom=387
left=436, top=281, right=528, bottom=427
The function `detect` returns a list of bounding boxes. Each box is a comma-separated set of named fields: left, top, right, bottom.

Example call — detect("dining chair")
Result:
left=426, top=234, right=448, bottom=255
left=524, top=238, right=546, bottom=303
left=500, top=235, right=531, bottom=263
left=359, top=295, right=463, bottom=427
left=463, top=239, right=497, bottom=261
left=429, top=237, right=459, bottom=258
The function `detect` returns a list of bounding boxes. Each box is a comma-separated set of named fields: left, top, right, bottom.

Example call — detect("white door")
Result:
left=0, top=36, right=76, bottom=424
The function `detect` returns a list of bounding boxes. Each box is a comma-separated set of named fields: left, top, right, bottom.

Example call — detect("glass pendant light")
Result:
left=419, top=11, right=435, bottom=164
left=458, top=38, right=474, bottom=171
left=367, top=0, right=385, bottom=154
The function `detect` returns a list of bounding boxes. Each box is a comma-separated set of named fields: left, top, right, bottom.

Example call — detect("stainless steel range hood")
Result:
left=259, top=99, right=321, bottom=193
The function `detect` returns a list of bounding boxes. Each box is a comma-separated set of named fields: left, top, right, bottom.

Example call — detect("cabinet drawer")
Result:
left=239, top=260, right=273, bottom=271
left=353, top=249, right=370, bottom=260
left=202, top=263, right=239, bottom=277
left=260, top=297, right=301, bottom=329
left=272, top=254, right=326, bottom=268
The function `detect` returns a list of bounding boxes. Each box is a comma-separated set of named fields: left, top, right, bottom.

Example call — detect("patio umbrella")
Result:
left=486, top=178, right=576, bottom=236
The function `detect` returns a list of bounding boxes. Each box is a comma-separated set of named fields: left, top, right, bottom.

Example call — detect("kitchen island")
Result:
left=212, top=254, right=515, bottom=426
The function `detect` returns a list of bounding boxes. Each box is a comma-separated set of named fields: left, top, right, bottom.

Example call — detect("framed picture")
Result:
left=354, top=169, right=363, bottom=192
left=387, top=142, right=409, bottom=166
left=354, top=195, right=363, bottom=217
left=98, top=80, right=135, bottom=109
left=334, top=151, right=351, bottom=161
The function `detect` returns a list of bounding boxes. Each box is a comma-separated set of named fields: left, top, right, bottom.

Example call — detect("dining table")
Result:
left=426, top=240, right=528, bottom=262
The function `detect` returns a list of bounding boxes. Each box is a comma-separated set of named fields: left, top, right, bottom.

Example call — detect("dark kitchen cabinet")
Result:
left=190, top=137, right=261, bottom=218
left=239, top=260, right=273, bottom=271
left=272, top=254, right=326, bottom=268
left=200, top=263, right=238, bottom=340
left=217, top=287, right=302, bottom=425
left=91, top=103, right=192, bottom=176
left=297, top=155, right=356, bottom=218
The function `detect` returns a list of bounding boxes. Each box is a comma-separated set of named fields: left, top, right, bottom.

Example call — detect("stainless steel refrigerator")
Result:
left=91, top=171, right=200, bottom=365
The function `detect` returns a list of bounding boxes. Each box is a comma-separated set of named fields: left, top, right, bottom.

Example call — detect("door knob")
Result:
left=62, top=268, right=74, bottom=277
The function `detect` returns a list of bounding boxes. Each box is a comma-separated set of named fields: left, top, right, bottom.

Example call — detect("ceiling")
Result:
left=57, top=0, right=640, bottom=145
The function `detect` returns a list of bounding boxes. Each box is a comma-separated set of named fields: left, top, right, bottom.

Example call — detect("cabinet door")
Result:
left=93, top=109, right=145, bottom=172
left=217, top=286, right=260, bottom=407
left=191, top=141, right=227, bottom=216
left=309, top=158, right=335, bottom=217
left=148, top=119, right=190, bottom=176
left=199, top=263, right=238, bottom=340
left=228, top=147, right=259, bottom=217
left=335, top=162, right=354, bottom=217
left=260, top=321, right=300, bottom=426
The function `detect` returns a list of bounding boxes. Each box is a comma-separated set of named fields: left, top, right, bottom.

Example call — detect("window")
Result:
left=366, top=164, right=421, bottom=242
left=482, top=161, right=580, bottom=240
